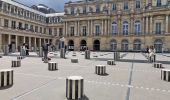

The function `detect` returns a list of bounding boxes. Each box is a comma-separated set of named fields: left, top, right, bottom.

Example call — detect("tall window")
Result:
left=112, top=3, right=117, bottom=11
left=70, top=27, right=74, bottom=36
left=4, top=19, right=8, bottom=27
left=49, top=28, right=52, bottom=35
left=95, top=25, right=100, bottom=36
left=24, top=24, right=28, bottom=30
left=121, top=40, right=129, bottom=51
left=40, top=27, right=42, bottom=33
left=156, top=22, right=161, bottom=34
left=96, top=5, right=100, bottom=13
left=136, top=0, right=140, bottom=8
left=83, top=6, right=86, bottom=14
left=11, top=21, right=16, bottom=29
left=111, top=22, right=117, bottom=35
left=71, top=7, right=74, bottom=15
left=59, top=28, right=63, bottom=36
left=134, top=21, right=141, bottom=35
left=124, top=2, right=128, bottom=10
left=82, top=26, right=87, bottom=36
left=35, top=26, right=38, bottom=32
left=133, top=40, right=141, bottom=51
left=157, top=0, right=162, bottom=7
left=123, top=21, right=129, bottom=35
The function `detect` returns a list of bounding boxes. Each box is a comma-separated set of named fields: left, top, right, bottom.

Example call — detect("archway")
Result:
left=121, top=40, right=129, bottom=51
left=93, top=40, right=100, bottom=51
left=80, top=40, right=87, bottom=51
left=154, top=39, right=163, bottom=53
left=133, top=39, right=141, bottom=51
left=68, top=40, right=74, bottom=51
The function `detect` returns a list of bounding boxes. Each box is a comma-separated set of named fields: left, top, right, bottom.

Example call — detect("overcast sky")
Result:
left=15, top=0, right=79, bottom=12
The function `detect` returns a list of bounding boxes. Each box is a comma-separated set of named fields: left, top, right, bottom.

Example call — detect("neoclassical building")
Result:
left=0, top=0, right=170, bottom=52
left=62, top=0, right=170, bottom=52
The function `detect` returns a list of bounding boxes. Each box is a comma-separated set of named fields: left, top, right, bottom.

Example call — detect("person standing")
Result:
left=25, top=44, right=29, bottom=56
left=42, top=43, right=49, bottom=62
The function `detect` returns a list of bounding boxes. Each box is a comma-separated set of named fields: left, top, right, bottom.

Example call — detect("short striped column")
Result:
left=153, top=63, right=163, bottom=68
left=17, top=56, right=24, bottom=60
left=161, top=69, right=170, bottom=82
left=107, top=60, right=115, bottom=65
left=11, top=60, right=21, bottom=67
left=66, top=76, right=84, bottom=99
left=71, top=58, right=78, bottom=63
left=85, top=50, right=90, bottom=59
left=93, top=55, right=98, bottom=58
left=95, top=65, right=106, bottom=75
left=48, top=62, right=58, bottom=71
left=0, top=69, right=13, bottom=88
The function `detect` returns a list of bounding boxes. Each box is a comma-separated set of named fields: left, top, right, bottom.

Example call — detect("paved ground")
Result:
left=0, top=51, right=170, bottom=100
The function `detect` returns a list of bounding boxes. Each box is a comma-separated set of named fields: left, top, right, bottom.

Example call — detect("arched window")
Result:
left=154, top=39, right=163, bottom=52
left=121, top=40, right=129, bottom=51
left=134, top=21, right=141, bottom=35
left=133, top=39, right=141, bottom=51
left=123, top=21, right=129, bottom=35
left=110, top=40, right=117, bottom=51
left=111, top=22, right=117, bottom=35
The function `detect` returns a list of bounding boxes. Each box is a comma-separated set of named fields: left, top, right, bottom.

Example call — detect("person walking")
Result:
left=25, top=44, right=29, bottom=56
left=42, top=42, right=49, bottom=62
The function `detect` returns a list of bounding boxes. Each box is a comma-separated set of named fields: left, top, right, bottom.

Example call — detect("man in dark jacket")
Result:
left=42, top=43, right=49, bottom=61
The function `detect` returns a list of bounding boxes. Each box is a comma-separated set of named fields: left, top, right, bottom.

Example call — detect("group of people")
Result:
left=20, top=43, right=29, bottom=56
left=146, top=46, right=156, bottom=62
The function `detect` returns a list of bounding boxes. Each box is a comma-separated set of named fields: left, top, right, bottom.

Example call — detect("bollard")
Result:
left=48, top=62, right=58, bottom=71
left=39, top=47, right=43, bottom=57
left=95, top=65, right=106, bottom=75
left=71, top=58, right=78, bottom=63
left=107, top=60, right=115, bottom=65
left=11, top=60, right=21, bottom=67
left=85, top=50, right=90, bottom=59
left=0, top=69, right=13, bottom=88
left=60, top=48, right=65, bottom=58
left=66, top=76, right=84, bottom=99
left=17, top=56, right=24, bottom=60
left=161, top=69, right=170, bottom=82
left=153, top=63, right=163, bottom=68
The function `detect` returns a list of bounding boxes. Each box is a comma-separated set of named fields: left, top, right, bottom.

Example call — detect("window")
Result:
left=133, top=40, right=141, bottom=51
left=121, top=40, right=129, bottom=51
left=96, top=5, right=100, bottom=13
left=157, top=0, right=162, bottom=7
left=154, top=39, right=163, bottom=52
left=112, top=3, right=117, bottom=11
left=59, top=28, right=63, bottom=36
left=30, top=25, right=34, bottom=32
left=83, top=6, right=86, bottom=14
left=25, top=24, right=28, bottom=30
left=95, top=25, right=100, bottom=36
left=11, top=21, right=16, bottom=29
left=136, top=0, right=140, bottom=8
left=35, top=26, right=38, bottom=32
left=156, top=23, right=161, bottom=34
left=71, top=7, right=74, bottom=15
left=134, top=21, right=141, bottom=35
left=18, top=22, right=22, bottom=29
left=44, top=28, right=46, bottom=34
left=49, top=28, right=52, bottom=35
left=111, top=22, right=117, bottom=35
left=82, top=26, right=87, bottom=36
left=40, top=27, right=42, bottom=33
left=54, top=28, right=57, bottom=36
left=70, top=27, right=74, bottom=36
left=124, top=2, right=128, bottom=10
left=4, top=19, right=8, bottom=27
left=123, top=21, right=129, bottom=35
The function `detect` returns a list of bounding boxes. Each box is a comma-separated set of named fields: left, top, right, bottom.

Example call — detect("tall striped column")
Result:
left=85, top=50, right=90, bottom=59
left=0, top=69, right=13, bottom=88
left=153, top=63, right=163, bottom=68
left=17, top=56, right=24, bottom=60
left=114, top=52, right=120, bottom=61
left=66, top=76, right=84, bottom=99
left=107, top=60, right=115, bottom=65
left=161, top=69, right=170, bottom=82
left=60, top=48, right=65, bottom=58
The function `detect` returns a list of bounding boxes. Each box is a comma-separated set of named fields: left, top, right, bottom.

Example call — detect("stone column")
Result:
left=105, top=19, right=107, bottom=35
left=166, top=15, right=169, bottom=33
left=29, top=37, right=31, bottom=50
left=75, top=21, right=77, bottom=36
left=78, top=21, right=80, bottom=36
left=108, top=19, right=111, bottom=36
left=8, top=34, right=11, bottom=44
left=150, top=16, right=153, bottom=34
left=146, top=17, right=149, bottom=34
left=118, top=19, right=121, bottom=35
left=66, top=21, right=68, bottom=36
left=142, top=17, right=145, bottom=35
left=91, top=20, right=93, bottom=36
left=88, top=20, right=90, bottom=36
left=130, top=18, right=134, bottom=35
left=102, top=19, right=104, bottom=35
left=34, top=37, right=36, bottom=51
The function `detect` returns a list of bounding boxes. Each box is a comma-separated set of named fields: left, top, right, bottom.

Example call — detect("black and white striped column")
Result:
left=60, top=48, right=65, bottom=58
left=85, top=50, right=90, bottom=59
left=0, top=69, right=13, bottom=88
left=48, top=62, right=58, bottom=71
left=11, top=60, right=21, bottom=67
left=107, top=60, right=115, bottom=65
left=95, top=65, right=106, bottom=75
left=161, top=69, right=170, bottom=82
left=71, top=58, right=78, bottom=63
left=114, top=52, right=120, bottom=61
left=17, top=56, right=24, bottom=60
left=66, top=76, right=84, bottom=99
left=153, top=63, right=163, bottom=68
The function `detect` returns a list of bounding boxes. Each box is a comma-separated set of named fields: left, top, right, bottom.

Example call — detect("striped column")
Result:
left=17, top=56, right=24, bottom=60
left=0, top=69, right=13, bottom=88
left=11, top=60, right=21, bottom=67
left=114, top=52, right=120, bottom=61
left=60, top=48, right=65, bottom=58
left=161, top=69, right=170, bottom=82
left=107, top=60, right=115, bottom=65
left=0, top=55, right=2, bottom=58
left=153, top=63, right=163, bottom=68
left=71, top=58, right=78, bottom=63
left=48, top=62, right=58, bottom=71
left=3, top=45, right=9, bottom=56
left=95, top=65, right=106, bottom=75
left=85, top=50, right=90, bottom=59
left=66, top=76, right=84, bottom=99
left=72, top=52, right=76, bottom=56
